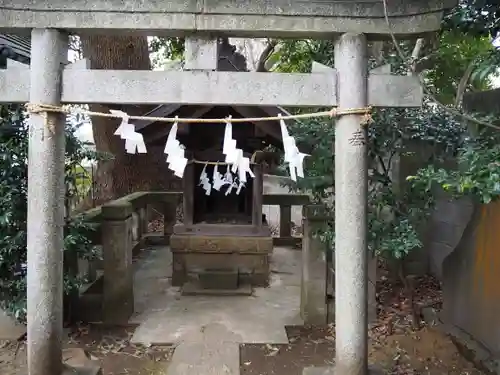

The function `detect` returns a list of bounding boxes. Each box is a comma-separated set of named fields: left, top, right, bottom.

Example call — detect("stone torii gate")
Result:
left=0, top=1, right=453, bottom=375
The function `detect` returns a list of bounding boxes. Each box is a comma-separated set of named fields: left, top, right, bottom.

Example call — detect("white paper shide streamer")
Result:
left=111, top=110, right=147, bottom=154
left=223, top=165, right=237, bottom=196
left=212, top=165, right=229, bottom=191
left=199, top=164, right=211, bottom=195
left=279, top=113, right=308, bottom=182
left=164, top=117, right=188, bottom=178
left=222, top=117, right=255, bottom=190
left=112, top=109, right=305, bottom=189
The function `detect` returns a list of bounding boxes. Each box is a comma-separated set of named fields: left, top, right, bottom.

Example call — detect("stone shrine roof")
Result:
left=0, top=34, right=30, bottom=65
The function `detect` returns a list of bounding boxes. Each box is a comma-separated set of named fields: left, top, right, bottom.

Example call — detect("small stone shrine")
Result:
left=136, top=39, right=287, bottom=293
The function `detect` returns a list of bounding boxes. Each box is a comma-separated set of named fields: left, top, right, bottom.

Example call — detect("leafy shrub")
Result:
left=0, top=104, right=99, bottom=321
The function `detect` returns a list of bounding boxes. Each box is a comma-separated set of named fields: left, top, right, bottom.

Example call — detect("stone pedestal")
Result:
left=301, top=205, right=329, bottom=325
left=170, top=226, right=273, bottom=288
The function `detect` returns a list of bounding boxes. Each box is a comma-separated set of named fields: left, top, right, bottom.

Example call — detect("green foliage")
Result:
left=470, top=47, right=500, bottom=84
left=283, top=118, right=335, bottom=201
left=267, top=33, right=486, bottom=261
left=424, top=30, right=494, bottom=104
left=149, top=37, right=185, bottom=68
left=409, top=129, right=500, bottom=205
left=0, top=105, right=99, bottom=321
left=289, top=102, right=465, bottom=260
left=444, top=0, right=500, bottom=37
left=69, top=165, right=93, bottom=201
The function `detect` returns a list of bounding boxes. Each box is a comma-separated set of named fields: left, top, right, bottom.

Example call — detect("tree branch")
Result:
left=409, top=38, right=425, bottom=75
left=256, top=40, right=277, bottom=72
left=454, top=60, right=476, bottom=107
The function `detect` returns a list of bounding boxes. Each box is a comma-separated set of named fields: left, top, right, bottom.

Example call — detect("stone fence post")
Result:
left=138, top=206, right=148, bottom=238
left=163, top=199, right=177, bottom=244
left=101, top=202, right=134, bottom=324
left=301, top=205, right=329, bottom=324
left=280, top=204, right=292, bottom=238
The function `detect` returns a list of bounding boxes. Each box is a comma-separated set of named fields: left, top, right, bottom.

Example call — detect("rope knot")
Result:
left=329, top=106, right=373, bottom=125
left=25, top=103, right=68, bottom=115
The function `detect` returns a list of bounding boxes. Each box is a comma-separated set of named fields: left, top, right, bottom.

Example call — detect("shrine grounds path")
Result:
left=130, top=245, right=302, bottom=375
left=0, top=245, right=484, bottom=375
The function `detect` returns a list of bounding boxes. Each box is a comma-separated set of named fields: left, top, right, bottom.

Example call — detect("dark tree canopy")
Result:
left=445, top=0, right=500, bottom=37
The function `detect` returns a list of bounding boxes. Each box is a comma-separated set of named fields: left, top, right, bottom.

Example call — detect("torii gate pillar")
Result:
left=27, top=29, right=68, bottom=375
left=334, top=33, right=369, bottom=375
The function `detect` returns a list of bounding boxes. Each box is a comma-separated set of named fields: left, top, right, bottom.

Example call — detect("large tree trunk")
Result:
left=80, top=35, right=180, bottom=206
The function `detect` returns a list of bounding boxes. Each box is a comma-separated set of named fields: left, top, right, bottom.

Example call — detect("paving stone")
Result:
left=131, top=247, right=301, bottom=345
left=302, top=367, right=334, bottom=375
left=131, top=246, right=303, bottom=374
left=62, top=364, right=102, bottom=375
left=167, top=341, right=239, bottom=375
left=63, top=348, right=102, bottom=375
left=302, top=365, right=385, bottom=375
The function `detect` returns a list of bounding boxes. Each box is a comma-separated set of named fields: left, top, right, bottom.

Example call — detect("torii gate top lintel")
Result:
left=0, top=0, right=456, bottom=38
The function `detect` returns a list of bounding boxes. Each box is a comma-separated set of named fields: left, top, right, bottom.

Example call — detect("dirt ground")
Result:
left=240, top=325, right=482, bottom=375
left=0, top=273, right=485, bottom=375
left=240, top=273, right=482, bottom=375
left=0, top=325, right=174, bottom=375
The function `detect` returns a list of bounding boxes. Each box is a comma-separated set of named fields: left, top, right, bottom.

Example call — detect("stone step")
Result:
left=166, top=341, right=239, bottom=375
left=198, top=268, right=239, bottom=290
left=181, top=281, right=252, bottom=296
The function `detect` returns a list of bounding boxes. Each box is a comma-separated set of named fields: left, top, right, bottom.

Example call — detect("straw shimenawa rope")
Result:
left=25, top=103, right=373, bottom=125
left=189, top=150, right=266, bottom=166
left=26, top=103, right=372, bottom=165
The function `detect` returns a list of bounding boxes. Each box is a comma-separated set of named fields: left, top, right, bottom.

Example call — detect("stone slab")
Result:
left=303, top=366, right=385, bottom=375
left=199, top=268, right=239, bottom=290
left=62, top=348, right=102, bottom=375
left=0, top=308, right=26, bottom=340
left=130, top=289, right=296, bottom=345
left=63, top=70, right=338, bottom=107
left=0, top=0, right=449, bottom=37
left=170, top=234, right=273, bottom=253
left=131, top=247, right=302, bottom=345
left=167, top=341, right=239, bottom=375
left=101, top=201, right=133, bottom=220
left=311, top=61, right=423, bottom=108
left=303, top=367, right=334, bottom=375
left=181, top=282, right=252, bottom=296
left=62, top=365, right=102, bottom=375
left=173, top=223, right=271, bottom=237
left=172, top=252, right=270, bottom=287
left=1, top=67, right=422, bottom=108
